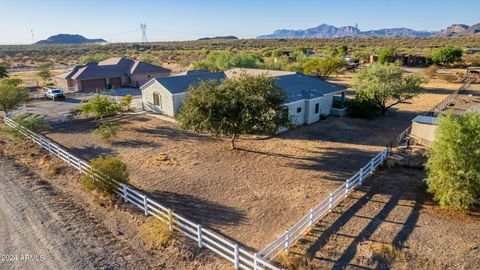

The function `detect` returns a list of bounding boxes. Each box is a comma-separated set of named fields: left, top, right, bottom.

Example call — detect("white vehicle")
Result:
left=44, top=89, right=65, bottom=101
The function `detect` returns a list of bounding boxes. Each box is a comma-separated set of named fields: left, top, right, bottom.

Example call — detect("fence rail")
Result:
left=258, top=148, right=388, bottom=260
left=3, top=116, right=280, bottom=270
left=386, top=76, right=476, bottom=149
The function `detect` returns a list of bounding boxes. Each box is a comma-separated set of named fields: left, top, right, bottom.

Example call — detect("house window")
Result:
left=315, top=103, right=320, bottom=114
left=153, top=93, right=161, bottom=108
left=297, top=107, right=302, bottom=113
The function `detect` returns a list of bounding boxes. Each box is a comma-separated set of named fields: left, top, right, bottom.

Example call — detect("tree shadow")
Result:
left=67, top=145, right=118, bottom=160
left=144, top=190, right=246, bottom=228
left=290, top=167, right=429, bottom=269
left=111, top=140, right=161, bottom=148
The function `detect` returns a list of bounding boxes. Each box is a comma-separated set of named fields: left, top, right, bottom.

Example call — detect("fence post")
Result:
left=253, top=253, right=258, bottom=270
left=67, top=153, right=71, bottom=165
left=122, top=184, right=128, bottom=203
left=328, top=193, right=333, bottom=211
left=359, top=168, right=364, bottom=185
left=168, top=209, right=173, bottom=231
left=143, top=195, right=148, bottom=216
left=47, top=140, right=52, bottom=152
left=233, top=244, right=239, bottom=270
left=309, top=209, right=314, bottom=227
left=197, top=224, right=203, bottom=248
left=345, top=179, right=350, bottom=195
left=284, top=230, right=290, bottom=251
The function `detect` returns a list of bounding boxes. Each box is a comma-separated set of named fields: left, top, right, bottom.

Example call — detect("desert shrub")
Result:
left=82, top=155, right=129, bottom=196
left=78, top=93, right=121, bottom=121
left=14, top=115, right=50, bottom=132
left=92, top=122, right=119, bottom=140
left=119, top=94, right=133, bottom=112
left=369, top=242, right=406, bottom=266
left=426, top=112, right=480, bottom=211
left=67, top=108, right=82, bottom=120
left=424, top=64, right=438, bottom=79
left=140, top=217, right=174, bottom=249
left=346, top=99, right=380, bottom=118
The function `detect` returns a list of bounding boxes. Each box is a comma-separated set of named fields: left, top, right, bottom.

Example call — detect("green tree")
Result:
left=79, top=53, right=109, bottom=64
left=0, top=65, right=8, bottom=79
left=377, top=46, right=396, bottom=64
left=426, top=112, right=480, bottom=211
left=177, top=74, right=290, bottom=149
left=430, top=47, right=463, bottom=66
left=303, top=56, right=347, bottom=80
left=352, top=63, right=426, bottom=115
left=337, top=45, right=348, bottom=55
left=0, top=82, right=29, bottom=114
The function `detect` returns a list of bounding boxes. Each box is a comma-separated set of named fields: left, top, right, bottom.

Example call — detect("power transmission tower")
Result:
left=140, top=23, right=148, bottom=42
left=31, top=29, right=35, bottom=43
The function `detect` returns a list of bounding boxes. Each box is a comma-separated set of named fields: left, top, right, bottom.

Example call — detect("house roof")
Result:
left=152, top=72, right=226, bottom=94
left=145, top=69, right=346, bottom=102
left=57, top=57, right=171, bottom=81
left=412, top=115, right=439, bottom=125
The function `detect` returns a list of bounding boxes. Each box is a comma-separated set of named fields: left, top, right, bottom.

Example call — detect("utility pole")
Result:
left=140, top=23, right=148, bottom=42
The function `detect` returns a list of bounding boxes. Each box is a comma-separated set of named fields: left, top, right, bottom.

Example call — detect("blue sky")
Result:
left=0, top=0, right=479, bottom=44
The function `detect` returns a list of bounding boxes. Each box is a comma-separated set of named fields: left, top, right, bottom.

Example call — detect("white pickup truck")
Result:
left=44, top=88, right=66, bottom=101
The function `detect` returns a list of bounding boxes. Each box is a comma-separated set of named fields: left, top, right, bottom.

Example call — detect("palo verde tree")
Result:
left=303, top=56, right=347, bottom=80
left=0, top=81, right=29, bottom=114
left=426, top=111, right=480, bottom=211
left=352, top=63, right=426, bottom=115
left=177, top=74, right=291, bottom=149
left=430, top=47, right=463, bottom=66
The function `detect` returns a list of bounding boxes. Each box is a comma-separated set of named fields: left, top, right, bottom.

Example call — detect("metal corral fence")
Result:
left=3, top=116, right=280, bottom=270
left=386, top=76, right=477, bottom=150
left=257, top=148, right=388, bottom=260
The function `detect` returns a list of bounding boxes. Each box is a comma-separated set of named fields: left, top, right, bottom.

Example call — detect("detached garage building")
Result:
left=141, top=68, right=346, bottom=126
left=55, top=57, right=171, bottom=91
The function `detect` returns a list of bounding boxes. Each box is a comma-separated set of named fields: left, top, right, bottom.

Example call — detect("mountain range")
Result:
left=35, top=34, right=107, bottom=45
left=257, top=23, right=480, bottom=39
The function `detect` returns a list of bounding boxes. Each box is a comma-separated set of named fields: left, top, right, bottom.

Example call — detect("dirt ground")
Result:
left=0, top=128, right=227, bottom=270
left=8, top=69, right=67, bottom=88
left=39, top=77, right=461, bottom=251
left=289, top=167, right=480, bottom=270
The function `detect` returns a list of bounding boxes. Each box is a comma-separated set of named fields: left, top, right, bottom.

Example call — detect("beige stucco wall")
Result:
left=411, top=122, right=438, bottom=143
left=142, top=82, right=174, bottom=116
left=131, top=71, right=171, bottom=88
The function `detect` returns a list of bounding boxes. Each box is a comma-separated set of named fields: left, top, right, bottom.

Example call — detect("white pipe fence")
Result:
left=3, top=115, right=280, bottom=270
left=257, top=148, right=388, bottom=260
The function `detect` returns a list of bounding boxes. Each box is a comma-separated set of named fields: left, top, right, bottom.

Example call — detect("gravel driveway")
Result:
left=0, top=157, right=150, bottom=270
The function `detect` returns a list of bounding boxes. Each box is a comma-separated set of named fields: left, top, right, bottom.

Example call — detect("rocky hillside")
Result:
left=35, top=34, right=107, bottom=45
left=258, top=22, right=480, bottom=39
left=438, top=23, right=480, bottom=36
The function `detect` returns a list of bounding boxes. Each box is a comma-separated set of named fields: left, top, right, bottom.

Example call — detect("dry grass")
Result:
left=140, top=217, right=175, bottom=250
left=369, top=241, right=407, bottom=267
left=274, top=252, right=309, bottom=270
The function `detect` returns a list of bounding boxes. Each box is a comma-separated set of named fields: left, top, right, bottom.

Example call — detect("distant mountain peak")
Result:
left=197, top=36, right=239, bottom=41
left=257, top=23, right=442, bottom=39
left=438, top=23, right=480, bottom=37
left=35, top=34, right=107, bottom=45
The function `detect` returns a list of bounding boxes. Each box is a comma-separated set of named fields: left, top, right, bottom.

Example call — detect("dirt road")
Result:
left=0, top=157, right=151, bottom=270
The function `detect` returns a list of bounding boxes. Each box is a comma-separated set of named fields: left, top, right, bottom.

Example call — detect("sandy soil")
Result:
left=8, top=69, right=67, bottom=88
left=290, top=167, right=480, bottom=270
left=0, top=130, right=227, bottom=270
left=40, top=79, right=460, bottom=250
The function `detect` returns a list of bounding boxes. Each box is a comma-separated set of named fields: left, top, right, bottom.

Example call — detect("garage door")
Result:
left=109, top=77, right=122, bottom=88
left=81, top=78, right=106, bottom=91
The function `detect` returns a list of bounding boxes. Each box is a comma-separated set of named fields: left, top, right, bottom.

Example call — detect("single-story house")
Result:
left=140, top=68, right=346, bottom=126
left=55, top=57, right=171, bottom=91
